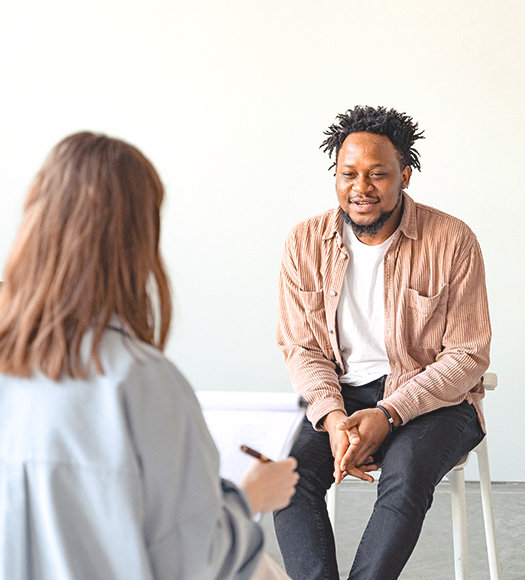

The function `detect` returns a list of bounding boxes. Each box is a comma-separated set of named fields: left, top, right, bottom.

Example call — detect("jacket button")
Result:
left=330, top=290, right=337, bottom=297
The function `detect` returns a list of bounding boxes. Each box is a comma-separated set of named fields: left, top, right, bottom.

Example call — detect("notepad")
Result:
left=196, top=391, right=306, bottom=484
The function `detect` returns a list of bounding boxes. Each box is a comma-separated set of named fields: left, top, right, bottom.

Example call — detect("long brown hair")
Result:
left=0, top=132, right=171, bottom=379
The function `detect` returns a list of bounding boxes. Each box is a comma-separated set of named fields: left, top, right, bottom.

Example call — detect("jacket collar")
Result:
left=398, top=192, right=418, bottom=241
left=322, top=207, right=344, bottom=241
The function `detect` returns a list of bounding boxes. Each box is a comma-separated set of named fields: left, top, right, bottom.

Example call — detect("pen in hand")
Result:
left=240, top=444, right=273, bottom=463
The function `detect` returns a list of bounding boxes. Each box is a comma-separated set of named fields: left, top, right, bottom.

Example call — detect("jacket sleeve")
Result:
left=277, top=229, right=346, bottom=429
left=381, top=234, right=491, bottom=425
left=124, top=355, right=264, bottom=580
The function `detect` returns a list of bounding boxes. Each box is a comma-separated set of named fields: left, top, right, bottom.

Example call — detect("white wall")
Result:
left=1, top=0, right=523, bottom=481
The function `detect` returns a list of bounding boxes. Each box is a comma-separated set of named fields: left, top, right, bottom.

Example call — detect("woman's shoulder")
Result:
left=98, top=327, right=189, bottom=390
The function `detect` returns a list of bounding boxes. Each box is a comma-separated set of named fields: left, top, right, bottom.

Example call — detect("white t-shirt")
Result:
left=337, top=223, right=393, bottom=386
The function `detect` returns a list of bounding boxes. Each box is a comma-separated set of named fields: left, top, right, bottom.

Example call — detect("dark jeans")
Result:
left=273, top=376, right=485, bottom=580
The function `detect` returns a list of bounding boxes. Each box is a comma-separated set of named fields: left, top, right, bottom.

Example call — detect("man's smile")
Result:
left=351, top=199, right=378, bottom=205
left=350, top=198, right=380, bottom=212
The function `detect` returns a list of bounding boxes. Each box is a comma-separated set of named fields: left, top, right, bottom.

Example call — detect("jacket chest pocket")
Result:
left=405, top=284, right=449, bottom=349
left=299, top=290, right=332, bottom=348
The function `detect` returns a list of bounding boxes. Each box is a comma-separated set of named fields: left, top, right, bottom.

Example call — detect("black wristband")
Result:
left=376, top=404, right=395, bottom=433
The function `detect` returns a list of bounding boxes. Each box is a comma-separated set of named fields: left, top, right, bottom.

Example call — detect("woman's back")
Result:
left=0, top=324, right=264, bottom=580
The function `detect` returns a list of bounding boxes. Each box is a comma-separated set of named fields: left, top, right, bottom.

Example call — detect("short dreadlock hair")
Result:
left=320, top=106, right=425, bottom=172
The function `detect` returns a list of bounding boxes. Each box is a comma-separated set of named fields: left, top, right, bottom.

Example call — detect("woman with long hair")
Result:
left=0, top=132, right=297, bottom=579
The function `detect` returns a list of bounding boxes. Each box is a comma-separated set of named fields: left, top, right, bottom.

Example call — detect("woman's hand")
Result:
left=240, top=457, right=299, bottom=515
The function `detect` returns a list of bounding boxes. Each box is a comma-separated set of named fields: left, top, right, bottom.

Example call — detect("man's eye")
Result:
left=371, top=173, right=385, bottom=177
left=343, top=173, right=355, bottom=178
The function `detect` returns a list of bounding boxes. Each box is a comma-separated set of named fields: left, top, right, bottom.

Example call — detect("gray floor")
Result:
left=260, top=481, right=525, bottom=579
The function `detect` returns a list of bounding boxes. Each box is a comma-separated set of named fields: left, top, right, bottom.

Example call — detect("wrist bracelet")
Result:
left=376, top=404, right=396, bottom=433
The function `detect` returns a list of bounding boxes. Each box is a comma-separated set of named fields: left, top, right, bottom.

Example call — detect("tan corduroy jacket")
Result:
left=277, top=193, right=491, bottom=432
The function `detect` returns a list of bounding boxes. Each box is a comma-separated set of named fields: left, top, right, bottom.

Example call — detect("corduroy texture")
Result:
left=277, top=193, right=491, bottom=432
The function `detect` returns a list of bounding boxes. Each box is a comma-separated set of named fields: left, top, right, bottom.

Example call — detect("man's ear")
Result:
left=402, top=166, right=412, bottom=189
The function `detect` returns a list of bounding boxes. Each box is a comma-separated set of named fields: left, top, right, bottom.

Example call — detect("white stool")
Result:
left=326, top=372, right=501, bottom=580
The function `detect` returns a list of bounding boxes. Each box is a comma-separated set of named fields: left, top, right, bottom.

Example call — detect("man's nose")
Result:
left=352, top=176, right=371, bottom=194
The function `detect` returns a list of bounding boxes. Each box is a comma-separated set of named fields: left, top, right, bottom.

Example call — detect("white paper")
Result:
left=197, top=391, right=305, bottom=484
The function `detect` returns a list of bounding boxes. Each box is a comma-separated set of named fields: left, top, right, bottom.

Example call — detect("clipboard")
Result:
left=196, top=390, right=306, bottom=484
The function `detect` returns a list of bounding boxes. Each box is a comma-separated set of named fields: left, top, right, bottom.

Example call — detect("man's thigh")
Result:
left=289, top=417, right=335, bottom=492
left=379, top=400, right=485, bottom=486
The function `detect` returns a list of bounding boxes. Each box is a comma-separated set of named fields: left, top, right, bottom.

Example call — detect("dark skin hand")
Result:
left=324, top=403, right=401, bottom=484
left=324, top=410, right=378, bottom=484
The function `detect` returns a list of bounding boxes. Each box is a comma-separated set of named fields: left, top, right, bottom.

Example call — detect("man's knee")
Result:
left=293, top=459, right=336, bottom=500
left=376, top=463, right=437, bottom=518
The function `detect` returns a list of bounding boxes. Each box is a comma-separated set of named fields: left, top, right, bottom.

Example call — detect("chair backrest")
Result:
left=483, top=372, right=497, bottom=391
left=480, top=372, right=497, bottom=413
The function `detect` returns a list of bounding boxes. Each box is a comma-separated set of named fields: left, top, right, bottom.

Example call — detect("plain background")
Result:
left=1, top=0, right=523, bottom=482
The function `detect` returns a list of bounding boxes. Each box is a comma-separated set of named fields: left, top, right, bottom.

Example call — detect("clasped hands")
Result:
left=324, top=407, right=393, bottom=484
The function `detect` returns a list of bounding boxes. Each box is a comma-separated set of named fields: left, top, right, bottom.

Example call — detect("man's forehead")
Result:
left=341, top=131, right=395, bottom=148
left=337, top=132, right=402, bottom=165
left=339, top=161, right=388, bottom=168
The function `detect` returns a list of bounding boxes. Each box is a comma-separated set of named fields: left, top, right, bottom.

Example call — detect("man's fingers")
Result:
left=329, top=429, right=351, bottom=485
left=333, top=461, right=344, bottom=484
left=340, top=446, right=378, bottom=474
left=336, top=459, right=378, bottom=484
left=344, top=466, right=375, bottom=483
left=340, top=439, right=359, bottom=472
left=336, top=418, right=357, bottom=431
left=345, top=427, right=360, bottom=446
left=361, top=463, right=379, bottom=473
left=336, top=421, right=360, bottom=446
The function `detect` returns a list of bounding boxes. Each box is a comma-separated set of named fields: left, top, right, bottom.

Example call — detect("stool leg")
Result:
left=475, top=440, right=501, bottom=580
left=326, top=483, right=338, bottom=536
left=448, top=468, right=470, bottom=579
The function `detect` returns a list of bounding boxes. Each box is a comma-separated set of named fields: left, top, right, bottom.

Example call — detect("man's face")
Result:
left=335, top=132, right=411, bottom=243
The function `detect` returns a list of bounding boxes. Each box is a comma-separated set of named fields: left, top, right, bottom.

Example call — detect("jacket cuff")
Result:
left=377, top=392, right=414, bottom=426
left=307, top=398, right=347, bottom=432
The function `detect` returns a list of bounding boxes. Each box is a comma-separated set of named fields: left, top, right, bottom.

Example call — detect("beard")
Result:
left=343, top=191, right=404, bottom=238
